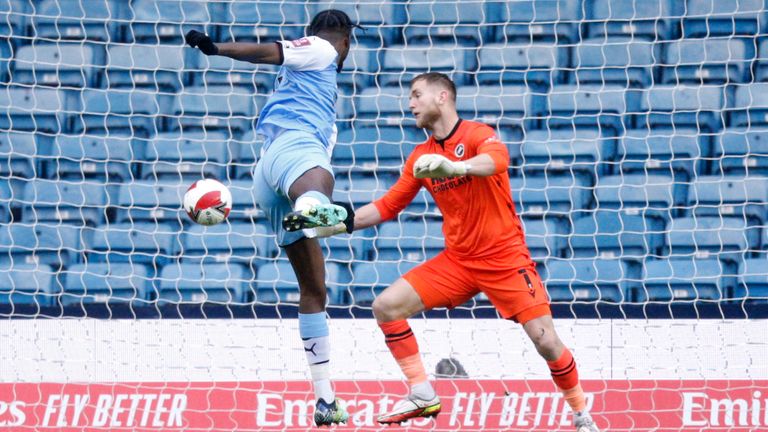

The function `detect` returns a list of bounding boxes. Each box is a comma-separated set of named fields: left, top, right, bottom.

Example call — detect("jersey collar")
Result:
left=435, top=118, right=463, bottom=146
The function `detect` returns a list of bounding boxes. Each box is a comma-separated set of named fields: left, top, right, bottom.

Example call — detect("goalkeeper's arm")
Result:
left=314, top=202, right=382, bottom=238
left=413, top=153, right=499, bottom=179
left=185, top=30, right=282, bottom=65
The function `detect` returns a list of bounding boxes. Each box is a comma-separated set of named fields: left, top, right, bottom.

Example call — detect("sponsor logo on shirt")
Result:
left=290, top=37, right=311, bottom=47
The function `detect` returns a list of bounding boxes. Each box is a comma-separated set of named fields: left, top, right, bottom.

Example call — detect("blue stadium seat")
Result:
left=594, top=174, right=677, bottom=221
left=255, top=260, right=347, bottom=304
left=350, top=261, right=418, bottom=304
left=635, top=258, right=731, bottom=301
left=232, top=130, right=264, bottom=179
left=660, top=39, right=753, bottom=84
left=0, top=87, right=77, bottom=133
left=520, top=130, right=615, bottom=182
left=195, top=55, right=272, bottom=91
left=545, top=84, right=639, bottom=135
left=0, top=0, right=28, bottom=40
left=74, top=89, right=170, bottom=137
left=375, top=220, right=444, bottom=262
left=0, top=131, right=36, bottom=178
left=219, top=1, right=311, bottom=42
left=456, top=85, right=537, bottom=132
left=0, top=223, right=83, bottom=268
left=88, top=222, right=178, bottom=266
left=0, top=264, right=58, bottom=306
left=755, top=39, right=768, bottom=82
left=171, top=86, right=261, bottom=136
left=159, top=262, right=251, bottom=304
left=403, top=0, right=493, bottom=46
left=666, top=216, right=758, bottom=266
left=313, top=0, right=403, bottom=46
left=712, top=128, right=768, bottom=175
left=63, top=262, right=151, bottom=305
left=616, top=130, right=702, bottom=181
left=22, top=179, right=107, bottom=225
left=333, top=127, right=423, bottom=174
left=494, top=0, right=582, bottom=43
left=182, top=222, right=273, bottom=266
left=586, top=0, right=681, bottom=40
left=115, top=181, right=186, bottom=226
left=141, top=131, right=230, bottom=181
left=0, top=181, right=12, bottom=222
left=379, top=45, right=475, bottom=87
left=737, top=258, right=768, bottom=300
left=682, top=0, right=765, bottom=37
left=569, top=211, right=666, bottom=259
left=544, top=258, right=629, bottom=302
left=510, top=175, right=592, bottom=219
left=105, top=44, right=188, bottom=91
left=333, top=176, right=389, bottom=208
left=319, top=229, right=371, bottom=262
left=227, top=179, right=265, bottom=222
left=338, top=47, right=377, bottom=90
left=128, top=0, right=212, bottom=43
left=638, top=85, right=726, bottom=132
left=687, top=175, right=768, bottom=225
left=520, top=218, right=566, bottom=261
left=31, top=0, right=122, bottom=41
left=47, top=135, right=134, bottom=182
left=14, top=43, right=99, bottom=88
left=355, top=87, right=409, bottom=128
left=476, top=43, right=564, bottom=90
left=572, top=38, right=657, bottom=88
left=732, top=83, right=768, bottom=128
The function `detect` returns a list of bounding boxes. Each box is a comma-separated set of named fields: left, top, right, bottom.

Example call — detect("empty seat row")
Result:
left=4, top=0, right=768, bottom=46
left=3, top=254, right=767, bottom=307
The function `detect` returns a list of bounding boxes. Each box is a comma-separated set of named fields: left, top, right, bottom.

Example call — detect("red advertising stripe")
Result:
left=0, top=380, right=765, bottom=431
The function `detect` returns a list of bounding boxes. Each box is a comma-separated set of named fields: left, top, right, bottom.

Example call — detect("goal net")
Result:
left=0, top=0, right=766, bottom=430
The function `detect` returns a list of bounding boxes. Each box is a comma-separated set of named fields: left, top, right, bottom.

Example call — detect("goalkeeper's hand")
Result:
left=185, top=30, right=218, bottom=55
left=314, top=202, right=355, bottom=238
left=413, top=154, right=469, bottom=179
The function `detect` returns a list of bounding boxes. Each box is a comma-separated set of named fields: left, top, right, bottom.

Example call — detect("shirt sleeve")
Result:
left=373, top=151, right=423, bottom=221
left=277, top=36, right=337, bottom=71
left=473, top=126, right=509, bottom=174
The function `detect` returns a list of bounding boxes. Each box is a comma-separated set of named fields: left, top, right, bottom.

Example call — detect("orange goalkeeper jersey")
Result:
left=373, top=119, right=533, bottom=265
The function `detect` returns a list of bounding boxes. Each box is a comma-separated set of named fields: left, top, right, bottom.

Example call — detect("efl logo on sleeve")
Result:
left=291, top=38, right=311, bottom=47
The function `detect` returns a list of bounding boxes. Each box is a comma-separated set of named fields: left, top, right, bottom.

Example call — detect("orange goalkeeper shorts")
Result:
left=403, top=250, right=551, bottom=324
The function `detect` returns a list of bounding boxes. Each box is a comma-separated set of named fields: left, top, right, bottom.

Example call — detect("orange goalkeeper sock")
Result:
left=547, top=347, right=586, bottom=412
left=379, top=320, right=428, bottom=385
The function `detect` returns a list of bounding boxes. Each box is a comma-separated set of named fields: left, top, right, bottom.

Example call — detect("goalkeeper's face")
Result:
left=409, top=80, right=442, bottom=129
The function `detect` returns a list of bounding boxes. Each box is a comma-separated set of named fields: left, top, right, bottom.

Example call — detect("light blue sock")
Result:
left=299, top=312, right=334, bottom=403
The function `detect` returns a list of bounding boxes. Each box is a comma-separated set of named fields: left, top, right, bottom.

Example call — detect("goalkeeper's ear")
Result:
left=333, top=201, right=355, bottom=233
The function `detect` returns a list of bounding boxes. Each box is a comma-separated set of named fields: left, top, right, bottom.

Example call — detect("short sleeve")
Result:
left=278, top=36, right=337, bottom=71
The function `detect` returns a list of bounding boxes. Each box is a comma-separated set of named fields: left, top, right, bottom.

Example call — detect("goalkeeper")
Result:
left=308, top=72, right=600, bottom=431
left=185, top=9, right=361, bottom=427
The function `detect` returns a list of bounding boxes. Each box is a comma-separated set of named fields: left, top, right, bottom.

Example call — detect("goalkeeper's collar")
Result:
left=435, top=118, right=463, bottom=146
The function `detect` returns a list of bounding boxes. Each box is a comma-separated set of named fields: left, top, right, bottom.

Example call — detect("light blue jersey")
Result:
left=253, top=36, right=341, bottom=247
left=256, top=36, right=339, bottom=151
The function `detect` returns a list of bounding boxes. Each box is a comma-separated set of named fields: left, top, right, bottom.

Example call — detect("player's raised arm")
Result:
left=185, top=30, right=282, bottom=65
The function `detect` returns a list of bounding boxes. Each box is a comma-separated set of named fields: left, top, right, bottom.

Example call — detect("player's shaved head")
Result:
left=411, top=72, right=456, bottom=102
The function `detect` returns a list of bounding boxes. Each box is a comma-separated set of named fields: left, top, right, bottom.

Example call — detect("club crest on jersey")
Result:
left=455, top=143, right=465, bottom=158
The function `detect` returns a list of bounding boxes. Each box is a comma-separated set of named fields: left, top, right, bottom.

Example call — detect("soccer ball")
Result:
left=183, top=178, right=232, bottom=225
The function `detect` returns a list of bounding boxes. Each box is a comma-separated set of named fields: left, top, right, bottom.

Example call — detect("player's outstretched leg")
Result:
left=282, top=191, right=347, bottom=232
left=314, top=398, right=349, bottom=426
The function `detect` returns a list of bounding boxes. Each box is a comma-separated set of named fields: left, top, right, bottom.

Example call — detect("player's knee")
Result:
left=372, top=294, right=403, bottom=322
left=531, top=329, right=563, bottom=359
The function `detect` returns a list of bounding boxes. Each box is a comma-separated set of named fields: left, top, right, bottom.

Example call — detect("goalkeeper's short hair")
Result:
left=412, top=72, right=457, bottom=102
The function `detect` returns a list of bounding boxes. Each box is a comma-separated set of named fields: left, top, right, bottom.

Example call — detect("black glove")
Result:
left=334, top=201, right=355, bottom=234
left=185, top=30, right=218, bottom=55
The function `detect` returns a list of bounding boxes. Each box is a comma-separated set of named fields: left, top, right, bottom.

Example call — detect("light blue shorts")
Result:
left=253, top=130, right=333, bottom=247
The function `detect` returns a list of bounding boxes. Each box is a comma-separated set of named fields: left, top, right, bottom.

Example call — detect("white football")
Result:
left=183, top=178, right=232, bottom=225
